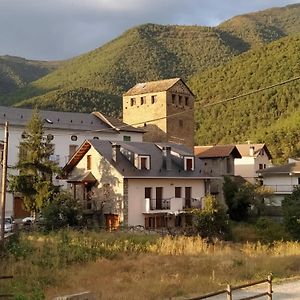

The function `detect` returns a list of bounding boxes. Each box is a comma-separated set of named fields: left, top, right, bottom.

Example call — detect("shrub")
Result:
left=192, top=195, right=231, bottom=240
left=41, top=191, right=82, bottom=231
left=282, top=186, right=300, bottom=239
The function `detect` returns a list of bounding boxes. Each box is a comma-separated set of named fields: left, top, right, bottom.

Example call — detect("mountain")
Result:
left=4, top=4, right=300, bottom=113
left=190, top=34, right=300, bottom=163
left=0, top=55, right=61, bottom=95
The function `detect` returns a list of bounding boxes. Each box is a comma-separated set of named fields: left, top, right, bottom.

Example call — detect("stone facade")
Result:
left=123, top=79, right=195, bottom=150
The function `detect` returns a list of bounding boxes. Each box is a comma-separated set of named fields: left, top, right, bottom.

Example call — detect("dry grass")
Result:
left=2, top=229, right=300, bottom=300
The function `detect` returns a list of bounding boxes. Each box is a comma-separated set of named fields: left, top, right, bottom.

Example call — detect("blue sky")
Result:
left=0, top=0, right=299, bottom=60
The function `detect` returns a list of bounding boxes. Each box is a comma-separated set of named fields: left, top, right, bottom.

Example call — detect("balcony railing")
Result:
left=264, top=184, right=298, bottom=193
left=145, top=197, right=202, bottom=212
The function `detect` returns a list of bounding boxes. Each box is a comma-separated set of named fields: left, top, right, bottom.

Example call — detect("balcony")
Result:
left=264, top=184, right=298, bottom=194
left=144, top=197, right=202, bottom=213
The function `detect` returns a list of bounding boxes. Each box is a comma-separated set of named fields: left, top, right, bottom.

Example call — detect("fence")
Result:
left=187, top=275, right=272, bottom=300
left=0, top=275, right=13, bottom=298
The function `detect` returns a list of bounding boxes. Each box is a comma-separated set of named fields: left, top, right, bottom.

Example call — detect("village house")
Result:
left=257, top=159, right=300, bottom=207
left=123, top=78, right=195, bottom=151
left=234, top=143, right=272, bottom=183
left=63, top=140, right=214, bottom=229
left=0, top=106, right=144, bottom=218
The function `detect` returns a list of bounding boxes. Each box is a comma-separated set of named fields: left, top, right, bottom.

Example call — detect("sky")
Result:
left=0, top=0, right=299, bottom=61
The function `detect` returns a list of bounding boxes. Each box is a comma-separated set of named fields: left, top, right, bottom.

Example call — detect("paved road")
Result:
left=201, top=279, right=300, bottom=300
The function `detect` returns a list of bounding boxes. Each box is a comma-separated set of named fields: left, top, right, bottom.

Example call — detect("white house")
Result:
left=63, top=140, right=214, bottom=229
left=258, top=160, right=300, bottom=206
left=0, top=106, right=144, bottom=218
left=234, top=143, right=272, bottom=183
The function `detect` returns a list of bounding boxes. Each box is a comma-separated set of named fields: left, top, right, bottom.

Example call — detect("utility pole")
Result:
left=0, top=122, right=8, bottom=249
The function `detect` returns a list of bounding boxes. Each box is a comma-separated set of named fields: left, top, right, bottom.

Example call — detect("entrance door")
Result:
left=185, top=187, right=192, bottom=208
left=156, top=187, right=163, bottom=209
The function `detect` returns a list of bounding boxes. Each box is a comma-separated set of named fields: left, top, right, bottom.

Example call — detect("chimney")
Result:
left=163, top=146, right=172, bottom=171
left=112, top=143, right=121, bottom=162
left=249, top=146, right=255, bottom=156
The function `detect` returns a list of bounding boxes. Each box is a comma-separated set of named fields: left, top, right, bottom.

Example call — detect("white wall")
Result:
left=127, top=178, right=205, bottom=226
left=1, top=124, right=142, bottom=217
left=235, top=155, right=270, bottom=183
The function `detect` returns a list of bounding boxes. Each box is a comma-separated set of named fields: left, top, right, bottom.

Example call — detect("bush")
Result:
left=192, top=195, right=231, bottom=240
left=282, top=186, right=300, bottom=240
left=255, top=217, right=288, bottom=243
left=41, top=191, right=82, bottom=231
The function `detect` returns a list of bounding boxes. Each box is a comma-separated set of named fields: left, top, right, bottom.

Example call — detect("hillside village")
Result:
left=1, top=78, right=297, bottom=230
left=1, top=2, right=300, bottom=299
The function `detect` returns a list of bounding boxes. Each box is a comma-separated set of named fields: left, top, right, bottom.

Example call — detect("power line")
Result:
left=1, top=75, right=299, bottom=135
left=200, top=75, right=300, bottom=108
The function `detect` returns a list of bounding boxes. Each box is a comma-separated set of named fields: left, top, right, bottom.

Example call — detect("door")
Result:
left=185, top=187, right=192, bottom=208
left=156, top=187, right=163, bottom=209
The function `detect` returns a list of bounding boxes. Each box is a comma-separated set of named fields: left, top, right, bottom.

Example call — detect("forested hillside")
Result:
left=0, top=55, right=60, bottom=95
left=190, top=34, right=300, bottom=163
left=3, top=3, right=300, bottom=113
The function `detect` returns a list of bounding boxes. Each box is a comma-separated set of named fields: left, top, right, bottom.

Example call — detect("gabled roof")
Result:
left=123, top=78, right=194, bottom=97
left=194, top=145, right=241, bottom=159
left=0, top=106, right=143, bottom=133
left=64, top=140, right=213, bottom=179
left=235, top=143, right=272, bottom=159
left=258, top=161, right=300, bottom=175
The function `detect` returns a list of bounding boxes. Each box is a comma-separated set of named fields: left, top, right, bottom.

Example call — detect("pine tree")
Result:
left=10, top=109, right=60, bottom=214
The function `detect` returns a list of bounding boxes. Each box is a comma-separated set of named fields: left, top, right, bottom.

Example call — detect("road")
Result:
left=191, top=279, right=300, bottom=300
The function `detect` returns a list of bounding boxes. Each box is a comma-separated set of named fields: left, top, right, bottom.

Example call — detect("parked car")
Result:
left=0, top=216, right=14, bottom=233
left=22, top=216, right=35, bottom=225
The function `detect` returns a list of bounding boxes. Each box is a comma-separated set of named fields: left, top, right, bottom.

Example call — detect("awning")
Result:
left=67, top=171, right=97, bottom=184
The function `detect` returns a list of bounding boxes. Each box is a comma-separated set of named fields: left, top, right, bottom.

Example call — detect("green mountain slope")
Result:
left=6, top=3, right=300, bottom=114
left=218, top=3, right=300, bottom=49
left=4, top=24, right=240, bottom=109
left=190, top=34, right=300, bottom=163
left=0, top=55, right=60, bottom=95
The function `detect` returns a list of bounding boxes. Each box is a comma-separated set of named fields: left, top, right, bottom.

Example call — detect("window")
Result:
left=261, top=149, right=265, bottom=156
left=69, top=145, right=77, bottom=157
left=87, top=155, right=92, bottom=170
left=184, top=157, right=194, bottom=171
left=93, top=136, right=99, bottom=139
left=175, top=187, right=181, bottom=198
left=259, top=163, right=263, bottom=170
left=123, top=135, right=131, bottom=141
left=139, top=155, right=150, bottom=170
left=151, top=95, right=157, bottom=104
left=145, top=187, right=152, bottom=199
left=178, top=95, right=182, bottom=105
left=141, top=157, right=147, bottom=169
left=130, top=98, right=136, bottom=106
left=71, top=135, right=78, bottom=141
left=141, top=96, right=146, bottom=105
left=179, top=119, right=183, bottom=128
left=47, top=134, right=54, bottom=141
left=172, top=94, right=176, bottom=104
left=185, top=97, right=189, bottom=106
left=298, top=178, right=300, bottom=185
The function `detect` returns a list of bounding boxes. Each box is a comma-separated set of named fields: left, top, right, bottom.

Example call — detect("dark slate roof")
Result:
left=258, top=161, right=300, bottom=175
left=0, top=106, right=143, bottom=133
left=195, top=145, right=242, bottom=159
left=123, top=78, right=194, bottom=97
left=65, top=140, right=212, bottom=179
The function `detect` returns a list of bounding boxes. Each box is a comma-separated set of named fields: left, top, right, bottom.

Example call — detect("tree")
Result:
left=223, top=176, right=253, bottom=221
left=41, top=191, right=82, bottom=231
left=192, top=194, right=230, bottom=240
left=282, top=186, right=300, bottom=239
left=9, top=109, right=59, bottom=214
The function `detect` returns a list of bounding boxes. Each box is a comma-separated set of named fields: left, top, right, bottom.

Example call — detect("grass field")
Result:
left=1, top=229, right=300, bottom=300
